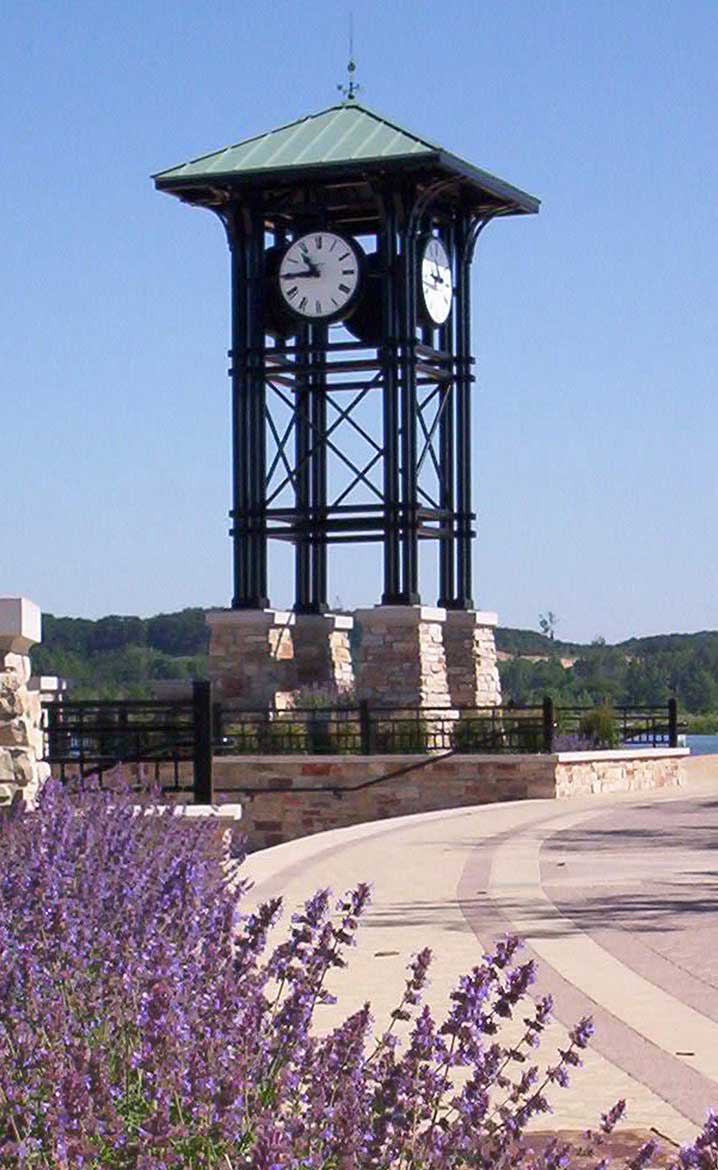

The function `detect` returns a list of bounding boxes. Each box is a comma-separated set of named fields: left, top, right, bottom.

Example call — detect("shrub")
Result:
left=0, top=780, right=715, bottom=1168
left=578, top=703, right=620, bottom=748
left=453, top=716, right=505, bottom=752
left=374, top=715, right=429, bottom=753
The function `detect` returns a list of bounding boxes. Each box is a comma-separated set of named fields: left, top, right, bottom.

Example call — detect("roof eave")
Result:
left=154, top=152, right=539, bottom=216
left=435, top=151, right=540, bottom=215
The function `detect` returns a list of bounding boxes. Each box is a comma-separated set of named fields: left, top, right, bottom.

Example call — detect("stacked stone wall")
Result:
left=0, top=599, right=50, bottom=808
left=214, top=748, right=687, bottom=850
left=353, top=607, right=452, bottom=708
left=443, top=610, right=502, bottom=708
left=554, top=751, right=686, bottom=797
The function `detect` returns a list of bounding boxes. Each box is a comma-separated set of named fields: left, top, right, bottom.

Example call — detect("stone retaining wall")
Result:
left=214, top=748, right=688, bottom=850
left=0, top=598, right=50, bottom=808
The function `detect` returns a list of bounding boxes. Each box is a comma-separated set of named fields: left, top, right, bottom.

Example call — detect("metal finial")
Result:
left=337, top=12, right=361, bottom=101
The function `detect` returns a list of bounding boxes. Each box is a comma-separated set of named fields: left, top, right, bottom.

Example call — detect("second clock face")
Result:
left=277, top=231, right=362, bottom=322
left=420, top=236, right=452, bottom=325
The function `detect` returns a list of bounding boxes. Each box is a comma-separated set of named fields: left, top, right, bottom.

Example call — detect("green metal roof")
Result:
left=153, top=101, right=539, bottom=214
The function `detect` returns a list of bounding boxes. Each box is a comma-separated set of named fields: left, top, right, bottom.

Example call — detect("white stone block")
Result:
left=0, top=598, right=42, bottom=653
left=473, top=610, right=498, bottom=627
left=28, top=676, right=68, bottom=695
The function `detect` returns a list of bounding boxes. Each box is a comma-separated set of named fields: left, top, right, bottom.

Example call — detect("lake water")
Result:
left=686, top=735, right=718, bottom=757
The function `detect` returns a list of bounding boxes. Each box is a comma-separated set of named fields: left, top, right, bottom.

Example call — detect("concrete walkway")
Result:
left=244, top=756, right=718, bottom=1146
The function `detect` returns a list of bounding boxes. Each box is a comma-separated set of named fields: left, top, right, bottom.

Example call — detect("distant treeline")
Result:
left=497, top=627, right=718, bottom=714
left=32, top=610, right=209, bottom=698
left=31, top=610, right=718, bottom=715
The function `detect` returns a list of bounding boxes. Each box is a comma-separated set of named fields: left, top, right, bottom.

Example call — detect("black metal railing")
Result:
left=551, top=698, right=679, bottom=750
left=43, top=681, right=213, bottom=802
left=42, top=690, right=681, bottom=798
left=212, top=698, right=681, bottom=757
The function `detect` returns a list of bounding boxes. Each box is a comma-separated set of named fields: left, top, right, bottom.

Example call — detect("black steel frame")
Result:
left=220, top=173, right=501, bottom=613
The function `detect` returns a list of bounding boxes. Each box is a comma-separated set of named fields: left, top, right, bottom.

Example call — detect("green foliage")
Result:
left=34, top=609, right=209, bottom=699
left=685, top=712, right=718, bottom=734
left=578, top=704, right=620, bottom=748
left=453, top=716, right=505, bottom=752
left=374, top=717, right=428, bottom=753
left=499, top=629, right=718, bottom=717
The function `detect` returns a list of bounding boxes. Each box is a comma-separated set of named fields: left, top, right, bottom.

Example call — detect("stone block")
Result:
left=0, top=717, right=34, bottom=749
left=0, top=748, right=14, bottom=784
left=1, top=653, right=31, bottom=685
left=0, top=598, right=42, bottom=654
left=0, top=677, right=23, bottom=720
left=10, top=750, right=35, bottom=787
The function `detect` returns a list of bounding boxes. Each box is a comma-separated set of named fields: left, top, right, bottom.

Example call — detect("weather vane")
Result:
left=338, top=13, right=361, bottom=101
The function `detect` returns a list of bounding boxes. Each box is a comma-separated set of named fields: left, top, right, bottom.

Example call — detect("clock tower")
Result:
left=154, top=100, right=538, bottom=709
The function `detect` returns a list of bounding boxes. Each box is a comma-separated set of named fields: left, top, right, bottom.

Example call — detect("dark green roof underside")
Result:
left=153, top=102, right=539, bottom=216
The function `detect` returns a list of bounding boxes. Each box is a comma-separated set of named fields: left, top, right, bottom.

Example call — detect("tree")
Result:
left=538, top=611, right=559, bottom=641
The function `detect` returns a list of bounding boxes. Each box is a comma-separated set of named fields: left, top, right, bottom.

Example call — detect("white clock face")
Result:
left=420, top=236, right=452, bottom=325
left=278, top=231, right=361, bottom=321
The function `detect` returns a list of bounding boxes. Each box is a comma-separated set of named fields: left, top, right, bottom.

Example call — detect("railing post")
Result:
left=359, top=700, right=373, bottom=755
left=192, top=680, right=214, bottom=804
left=668, top=697, right=678, bottom=749
left=542, top=696, right=555, bottom=753
left=212, top=701, right=223, bottom=744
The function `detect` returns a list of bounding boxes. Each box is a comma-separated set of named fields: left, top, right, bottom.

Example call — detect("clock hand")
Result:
left=299, top=250, right=320, bottom=275
left=282, top=270, right=320, bottom=279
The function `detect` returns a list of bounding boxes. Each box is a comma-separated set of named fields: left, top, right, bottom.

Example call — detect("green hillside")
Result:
left=31, top=609, right=718, bottom=719
left=31, top=610, right=208, bottom=699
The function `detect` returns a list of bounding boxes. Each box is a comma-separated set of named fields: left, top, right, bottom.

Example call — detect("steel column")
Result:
left=379, top=190, right=402, bottom=604
left=309, top=321, right=328, bottom=612
left=438, top=219, right=456, bottom=608
left=294, top=320, right=312, bottom=611
left=398, top=194, right=420, bottom=604
left=455, top=212, right=475, bottom=609
left=227, top=207, right=250, bottom=609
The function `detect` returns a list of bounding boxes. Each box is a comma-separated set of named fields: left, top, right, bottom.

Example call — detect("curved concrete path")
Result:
left=244, top=756, right=718, bottom=1145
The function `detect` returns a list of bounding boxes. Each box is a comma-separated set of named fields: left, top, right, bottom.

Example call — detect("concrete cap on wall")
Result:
left=0, top=598, right=42, bottom=653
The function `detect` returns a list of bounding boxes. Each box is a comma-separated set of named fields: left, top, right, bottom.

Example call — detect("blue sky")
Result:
left=2, top=0, right=717, bottom=642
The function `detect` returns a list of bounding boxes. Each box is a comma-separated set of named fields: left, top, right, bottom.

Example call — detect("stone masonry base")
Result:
left=353, top=606, right=452, bottom=707
left=208, top=609, right=354, bottom=708
left=207, top=604, right=502, bottom=714
left=443, top=609, right=502, bottom=707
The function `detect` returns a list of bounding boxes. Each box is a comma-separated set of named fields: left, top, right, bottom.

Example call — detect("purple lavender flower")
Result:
left=601, top=1098, right=627, bottom=1133
left=570, top=1016, right=595, bottom=1049
left=0, top=778, right=682, bottom=1170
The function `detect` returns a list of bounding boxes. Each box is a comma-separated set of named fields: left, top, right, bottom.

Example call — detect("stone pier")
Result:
left=207, top=609, right=355, bottom=708
left=0, top=597, right=50, bottom=808
left=292, top=613, right=354, bottom=696
left=207, top=609, right=296, bottom=708
left=443, top=609, right=502, bottom=708
left=353, top=606, right=452, bottom=708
